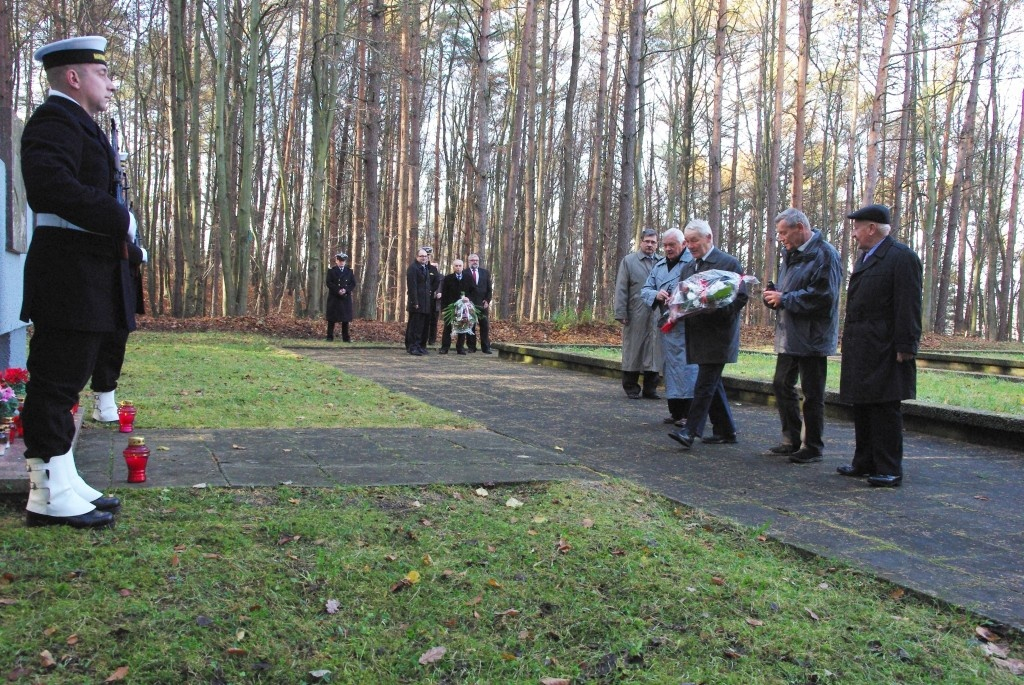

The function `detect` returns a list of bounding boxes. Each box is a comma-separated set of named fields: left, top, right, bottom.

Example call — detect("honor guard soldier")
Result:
left=19, top=35, right=138, bottom=528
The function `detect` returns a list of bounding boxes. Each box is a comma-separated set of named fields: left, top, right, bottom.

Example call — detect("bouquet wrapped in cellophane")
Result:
left=443, top=296, right=480, bottom=335
left=661, top=269, right=758, bottom=332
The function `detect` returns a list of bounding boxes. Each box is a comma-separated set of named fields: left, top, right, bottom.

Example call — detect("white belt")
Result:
left=35, top=213, right=92, bottom=233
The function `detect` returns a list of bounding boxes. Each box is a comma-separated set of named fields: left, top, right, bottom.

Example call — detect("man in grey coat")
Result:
left=614, top=229, right=662, bottom=399
left=763, top=208, right=842, bottom=463
left=837, top=204, right=922, bottom=488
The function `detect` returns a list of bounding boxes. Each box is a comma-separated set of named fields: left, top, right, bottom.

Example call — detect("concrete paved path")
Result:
left=72, top=345, right=1023, bottom=633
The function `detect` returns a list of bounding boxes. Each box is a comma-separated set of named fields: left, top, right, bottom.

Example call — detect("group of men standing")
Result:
left=405, top=248, right=492, bottom=356
left=616, top=203, right=922, bottom=488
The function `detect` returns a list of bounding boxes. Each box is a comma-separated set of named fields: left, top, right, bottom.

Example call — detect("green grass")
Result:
left=105, top=332, right=477, bottom=430
left=1, top=480, right=1018, bottom=684
left=550, top=347, right=1024, bottom=415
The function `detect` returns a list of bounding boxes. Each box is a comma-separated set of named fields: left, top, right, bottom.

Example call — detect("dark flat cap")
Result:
left=847, top=204, right=890, bottom=224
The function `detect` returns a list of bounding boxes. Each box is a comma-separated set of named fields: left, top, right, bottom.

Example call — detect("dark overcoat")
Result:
left=839, top=236, right=922, bottom=404
left=406, top=262, right=432, bottom=313
left=680, top=247, right=748, bottom=365
left=441, top=271, right=476, bottom=309
left=325, top=265, right=357, bottom=322
left=20, top=96, right=132, bottom=332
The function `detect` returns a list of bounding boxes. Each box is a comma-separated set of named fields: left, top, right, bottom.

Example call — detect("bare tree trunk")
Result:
left=890, top=0, right=914, bottom=234
left=864, top=0, right=899, bottom=203
left=999, top=88, right=1024, bottom=341
left=473, top=0, right=492, bottom=257
left=618, top=0, right=643, bottom=264
left=233, top=0, right=261, bottom=315
left=767, top=0, right=786, bottom=281
left=497, top=0, right=536, bottom=319
left=359, top=0, right=384, bottom=319
left=935, top=0, right=991, bottom=334
left=709, top=0, right=726, bottom=229
left=791, top=0, right=811, bottom=207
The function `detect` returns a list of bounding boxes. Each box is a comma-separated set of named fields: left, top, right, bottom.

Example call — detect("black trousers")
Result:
left=772, top=354, right=827, bottom=454
left=467, top=312, right=490, bottom=351
left=440, top=323, right=467, bottom=352
left=22, top=328, right=106, bottom=460
left=327, top=320, right=350, bottom=341
left=90, top=328, right=130, bottom=393
left=406, top=312, right=429, bottom=351
left=427, top=310, right=439, bottom=345
left=851, top=401, right=904, bottom=477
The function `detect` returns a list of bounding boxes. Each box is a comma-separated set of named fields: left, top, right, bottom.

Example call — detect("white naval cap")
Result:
left=34, top=36, right=108, bottom=70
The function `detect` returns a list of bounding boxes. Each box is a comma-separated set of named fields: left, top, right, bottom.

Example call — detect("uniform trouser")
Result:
left=440, top=323, right=467, bottom=352
left=772, top=354, right=827, bottom=454
left=467, top=312, right=489, bottom=351
left=22, top=328, right=106, bottom=461
left=90, top=328, right=130, bottom=393
left=683, top=363, right=735, bottom=439
left=426, top=310, right=439, bottom=345
left=851, top=401, right=904, bottom=477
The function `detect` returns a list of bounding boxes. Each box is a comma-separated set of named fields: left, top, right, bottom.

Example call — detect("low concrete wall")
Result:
left=496, top=344, right=1024, bottom=452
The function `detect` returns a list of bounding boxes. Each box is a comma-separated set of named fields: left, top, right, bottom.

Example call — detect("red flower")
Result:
left=3, top=368, right=28, bottom=386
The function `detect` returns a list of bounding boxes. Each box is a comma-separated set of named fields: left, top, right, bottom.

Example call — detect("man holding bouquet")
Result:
left=439, top=259, right=476, bottom=355
left=667, top=219, right=749, bottom=450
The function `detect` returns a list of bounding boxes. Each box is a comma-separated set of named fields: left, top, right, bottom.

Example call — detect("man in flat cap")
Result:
left=18, top=35, right=135, bottom=528
left=325, top=252, right=356, bottom=342
left=421, top=246, right=442, bottom=349
left=837, top=204, right=922, bottom=488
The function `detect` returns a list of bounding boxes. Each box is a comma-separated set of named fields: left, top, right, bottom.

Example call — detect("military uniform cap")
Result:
left=335, top=252, right=348, bottom=260
left=34, top=36, right=108, bottom=69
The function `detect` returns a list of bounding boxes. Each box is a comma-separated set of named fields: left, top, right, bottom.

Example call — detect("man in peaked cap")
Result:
left=18, top=35, right=138, bottom=528
left=836, top=203, right=922, bottom=488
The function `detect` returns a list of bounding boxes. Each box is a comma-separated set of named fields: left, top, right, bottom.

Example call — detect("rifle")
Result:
left=110, top=118, right=130, bottom=209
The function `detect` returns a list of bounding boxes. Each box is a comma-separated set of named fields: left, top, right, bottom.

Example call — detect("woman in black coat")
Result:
left=325, top=253, right=357, bottom=341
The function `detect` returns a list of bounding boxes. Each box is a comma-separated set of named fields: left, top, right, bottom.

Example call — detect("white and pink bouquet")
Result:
left=661, top=269, right=758, bottom=332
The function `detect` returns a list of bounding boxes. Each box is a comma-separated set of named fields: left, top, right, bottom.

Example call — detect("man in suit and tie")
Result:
left=667, top=219, right=749, bottom=450
left=405, top=249, right=432, bottom=356
left=837, top=204, right=922, bottom=488
left=465, top=253, right=493, bottom=354
left=19, top=35, right=131, bottom=528
left=438, top=259, right=476, bottom=354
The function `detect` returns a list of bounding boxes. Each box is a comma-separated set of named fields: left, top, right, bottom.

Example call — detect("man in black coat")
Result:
left=404, top=249, right=432, bottom=356
left=837, top=204, right=922, bottom=488
left=438, top=259, right=477, bottom=354
left=465, top=253, right=493, bottom=353
left=19, top=36, right=132, bottom=528
left=667, top=219, right=749, bottom=450
left=325, top=252, right=356, bottom=342
left=423, top=247, right=442, bottom=348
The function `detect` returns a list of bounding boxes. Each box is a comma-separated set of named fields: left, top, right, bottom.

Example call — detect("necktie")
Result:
left=473, top=268, right=478, bottom=284
left=696, top=258, right=704, bottom=270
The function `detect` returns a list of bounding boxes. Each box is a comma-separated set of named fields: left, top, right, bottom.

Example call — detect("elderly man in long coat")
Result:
left=615, top=229, right=663, bottom=399
left=838, top=204, right=922, bottom=488
left=641, top=228, right=699, bottom=424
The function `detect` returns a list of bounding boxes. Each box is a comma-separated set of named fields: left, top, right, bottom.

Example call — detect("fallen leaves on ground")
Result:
left=418, top=646, right=447, bottom=664
left=104, top=666, right=129, bottom=682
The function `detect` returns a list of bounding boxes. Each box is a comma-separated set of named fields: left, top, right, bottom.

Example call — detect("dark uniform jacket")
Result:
left=20, top=95, right=131, bottom=332
left=406, top=262, right=432, bottom=313
left=427, top=263, right=442, bottom=313
left=325, top=265, right=356, bottom=322
left=839, top=236, right=922, bottom=404
left=680, top=247, right=748, bottom=365
left=773, top=230, right=841, bottom=357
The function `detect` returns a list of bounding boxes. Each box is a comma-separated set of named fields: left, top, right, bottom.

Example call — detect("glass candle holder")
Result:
left=123, top=436, right=150, bottom=483
left=117, top=401, right=137, bottom=433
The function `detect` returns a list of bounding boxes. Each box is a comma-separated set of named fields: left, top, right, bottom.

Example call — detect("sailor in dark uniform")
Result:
left=19, top=35, right=135, bottom=528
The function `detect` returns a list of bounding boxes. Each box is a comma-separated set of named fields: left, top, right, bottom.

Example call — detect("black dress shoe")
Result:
left=457, top=350, right=467, bottom=355
left=667, top=431, right=694, bottom=449
left=702, top=434, right=737, bottom=444
left=642, top=393, right=661, bottom=400
left=91, top=496, right=122, bottom=513
left=626, top=392, right=641, bottom=400
left=482, top=349, right=493, bottom=354
left=767, top=444, right=799, bottom=455
left=438, top=349, right=449, bottom=354
left=836, top=465, right=871, bottom=477
left=662, top=416, right=680, bottom=424
left=867, top=474, right=902, bottom=487
left=788, top=448, right=823, bottom=464
left=26, top=509, right=115, bottom=529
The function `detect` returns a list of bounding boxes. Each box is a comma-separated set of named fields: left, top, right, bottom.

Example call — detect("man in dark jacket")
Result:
left=438, top=259, right=476, bottom=354
left=423, top=247, right=442, bottom=348
left=465, top=253, right=493, bottom=353
left=19, top=36, right=130, bottom=528
left=325, top=253, right=356, bottom=342
left=837, top=204, right=922, bottom=488
left=667, top=219, right=749, bottom=450
left=404, top=249, right=432, bottom=356
left=763, top=208, right=842, bottom=463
